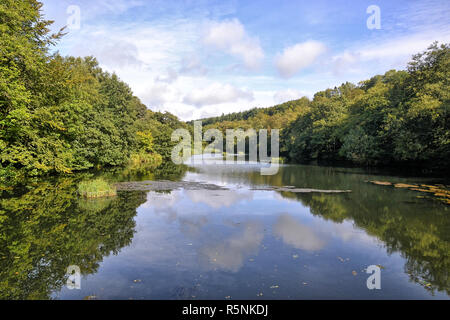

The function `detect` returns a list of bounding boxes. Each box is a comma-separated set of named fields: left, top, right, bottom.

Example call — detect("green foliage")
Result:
left=0, top=162, right=187, bottom=299
left=197, top=97, right=310, bottom=133
left=191, top=97, right=310, bottom=157
left=0, top=178, right=147, bottom=299
left=136, top=131, right=155, bottom=153
left=281, top=43, right=449, bottom=171
left=1, top=0, right=448, bottom=176
left=0, top=1, right=185, bottom=179
left=135, top=110, right=188, bottom=161
left=77, top=178, right=117, bottom=198
left=193, top=97, right=310, bottom=127
left=197, top=43, right=448, bottom=172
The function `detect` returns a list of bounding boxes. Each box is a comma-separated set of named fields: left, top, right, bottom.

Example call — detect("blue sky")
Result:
left=41, top=0, right=450, bottom=120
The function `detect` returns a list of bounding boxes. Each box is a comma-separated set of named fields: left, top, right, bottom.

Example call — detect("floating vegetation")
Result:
left=371, top=181, right=393, bottom=186
left=270, top=285, right=279, bottom=289
left=250, top=186, right=352, bottom=193
left=77, top=179, right=117, bottom=198
left=115, top=180, right=228, bottom=192
left=394, top=183, right=419, bottom=188
left=115, top=181, right=352, bottom=194
left=369, top=181, right=450, bottom=205
left=337, top=256, right=348, bottom=263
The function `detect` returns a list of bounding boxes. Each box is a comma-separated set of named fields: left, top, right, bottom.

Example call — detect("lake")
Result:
left=0, top=158, right=449, bottom=300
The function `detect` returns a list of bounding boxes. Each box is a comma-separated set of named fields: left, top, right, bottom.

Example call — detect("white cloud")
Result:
left=199, top=221, right=264, bottom=272
left=180, top=54, right=208, bottom=75
left=92, top=0, right=144, bottom=14
left=95, top=40, right=144, bottom=68
left=154, top=90, right=273, bottom=121
left=44, top=1, right=450, bottom=122
left=42, top=0, right=145, bottom=33
left=275, top=41, right=327, bottom=78
left=155, top=67, right=179, bottom=83
left=185, top=190, right=253, bottom=209
left=140, top=81, right=180, bottom=108
left=203, top=19, right=264, bottom=70
left=330, top=30, right=450, bottom=77
left=63, top=18, right=200, bottom=79
left=183, top=83, right=254, bottom=107
left=273, top=89, right=310, bottom=104
left=358, top=33, right=450, bottom=62
left=331, top=51, right=360, bottom=76
left=273, top=214, right=327, bottom=251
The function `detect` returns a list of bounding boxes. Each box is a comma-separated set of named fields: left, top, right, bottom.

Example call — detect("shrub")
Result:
left=77, top=179, right=117, bottom=198
left=128, top=153, right=162, bottom=169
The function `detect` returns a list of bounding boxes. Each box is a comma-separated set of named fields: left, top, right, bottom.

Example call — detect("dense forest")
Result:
left=197, top=43, right=449, bottom=173
left=0, top=0, right=186, bottom=182
left=1, top=1, right=449, bottom=182
left=190, top=97, right=310, bottom=129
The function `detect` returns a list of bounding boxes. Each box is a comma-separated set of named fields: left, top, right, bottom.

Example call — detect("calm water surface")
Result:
left=1, top=160, right=449, bottom=299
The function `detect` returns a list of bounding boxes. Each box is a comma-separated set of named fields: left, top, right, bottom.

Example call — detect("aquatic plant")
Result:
left=77, top=179, right=117, bottom=198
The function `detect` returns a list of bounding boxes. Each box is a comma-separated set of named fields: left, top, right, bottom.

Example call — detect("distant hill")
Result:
left=189, top=97, right=311, bottom=130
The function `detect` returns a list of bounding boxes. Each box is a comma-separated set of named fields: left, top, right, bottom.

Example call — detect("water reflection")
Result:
left=0, top=161, right=448, bottom=299
left=199, top=221, right=264, bottom=272
left=185, top=190, right=254, bottom=209
left=273, top=214, right=326, bottom=251
left=0, top=179, right=147, bottom=299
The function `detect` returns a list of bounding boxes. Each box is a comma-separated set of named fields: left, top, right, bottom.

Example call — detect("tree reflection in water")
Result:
left=0, top=163, right=448, bottom=299
left=0, top=178, right=147, bottom=299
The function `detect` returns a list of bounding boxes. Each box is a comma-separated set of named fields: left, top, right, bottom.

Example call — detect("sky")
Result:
left=41, top=0, right=450, bottom=121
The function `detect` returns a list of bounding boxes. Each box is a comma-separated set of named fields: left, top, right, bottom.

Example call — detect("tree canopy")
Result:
left=283, top=42, right=449, bottom=171
left=1, top=1, right=448, bottom=178
left=0, top=0, right=186, bottom=181
left=198, top=43, right=449, bottom=173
